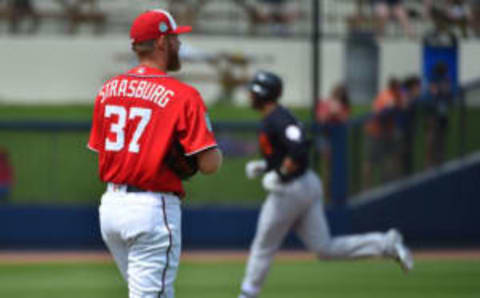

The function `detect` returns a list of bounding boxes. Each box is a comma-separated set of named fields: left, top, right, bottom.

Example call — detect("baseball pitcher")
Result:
left=239, top=71, right=413, bottom=298
left=88, top=9, right=222, bottom=298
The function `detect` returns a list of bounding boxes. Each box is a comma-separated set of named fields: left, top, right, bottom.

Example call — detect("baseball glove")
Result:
left=165, top=141, right=199, bottom=180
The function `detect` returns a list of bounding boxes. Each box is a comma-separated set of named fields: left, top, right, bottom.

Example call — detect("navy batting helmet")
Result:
left=249, top=71, right=283, bottom=102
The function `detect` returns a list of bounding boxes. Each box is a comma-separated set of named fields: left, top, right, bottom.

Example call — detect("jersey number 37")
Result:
left=104, top=105, right=151, bottom=153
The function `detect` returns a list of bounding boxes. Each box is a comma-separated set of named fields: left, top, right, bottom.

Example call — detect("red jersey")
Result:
left=0, top=149, right=13, bottom=186
left=88, top=65, right=217, bottom=197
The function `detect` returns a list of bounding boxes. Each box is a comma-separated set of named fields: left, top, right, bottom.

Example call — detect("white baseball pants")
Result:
left=99, top=186, right=181, bottom=298
left=241, top=170, right=390, bottom=297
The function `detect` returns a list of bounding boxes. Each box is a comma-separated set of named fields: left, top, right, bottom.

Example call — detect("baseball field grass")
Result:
left=0, top=254, right=479, bottom=298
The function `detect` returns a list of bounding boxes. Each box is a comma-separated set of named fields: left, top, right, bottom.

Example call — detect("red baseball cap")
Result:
left=130, top=9, right=192, bottom=44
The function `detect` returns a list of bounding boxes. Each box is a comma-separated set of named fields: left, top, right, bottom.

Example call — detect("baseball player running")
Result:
left=88, top=9, right=222, bottom=298
left=239, top=71, right=413, bottom=298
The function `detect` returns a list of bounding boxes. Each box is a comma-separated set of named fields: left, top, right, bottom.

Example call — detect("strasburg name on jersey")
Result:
left=99, top=78, right=175, bottom=108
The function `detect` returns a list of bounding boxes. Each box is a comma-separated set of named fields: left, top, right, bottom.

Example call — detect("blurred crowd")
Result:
left=316, top=62, right=454, bottom=191
left=2, top=0, right=480, bottom=38
left=149, top=0, right=302, bottom=36
left=351, top=0, right=480, bottom=39
left=0, top=0, right=301, bottom=35
left=0, top=0, right=105, bottom=34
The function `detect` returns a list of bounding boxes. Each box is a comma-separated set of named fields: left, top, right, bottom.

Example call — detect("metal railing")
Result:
left=339, top=79, right=480, bottom=200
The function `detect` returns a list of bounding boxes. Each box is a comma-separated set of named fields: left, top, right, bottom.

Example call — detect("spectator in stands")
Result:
left=234, top=0, right=299, bottom=35
left=445, top=0, right=470, bottom=38
left=57, top=0, right=106, bottom=34
left=424, top=5, right=458, bottom=46
left=398, top=76, right=422, bottom=176
left=258, top=0, right=299, bottom=35
left=0, top=148, right=13, bottom=203
left=316, top=84, right=351, bottom=199
left=347, top=0, right=376, bottom=34
left=363, top=78, right=403, bottom=189
left=470, top=0, right=480, bottom=36
left=168, top=0, right=208, bottom=28
left=373, top=0, right=415, bottom=38
left=7, top=0, right=40, bottom=34
left=316, top=84, right=351, bottom=125
left=233, top=0, right=264, bottom=35
left=425, top=0, right=474, bottom=38
left=424, top=62, right=453, bottom=168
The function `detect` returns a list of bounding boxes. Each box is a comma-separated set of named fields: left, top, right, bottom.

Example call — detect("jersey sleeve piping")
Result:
left=86, top=144, right=99, bottom=153
left=185, top=143, right=218, bottom=157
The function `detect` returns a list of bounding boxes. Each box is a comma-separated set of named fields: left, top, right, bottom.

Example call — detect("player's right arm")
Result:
left=87, top=86, right=106, bottom=153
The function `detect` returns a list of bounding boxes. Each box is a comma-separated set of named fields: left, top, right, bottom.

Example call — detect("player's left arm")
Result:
left=197, top=148, right=223, bottom=174
left=177, top=90, right=222, bottom=175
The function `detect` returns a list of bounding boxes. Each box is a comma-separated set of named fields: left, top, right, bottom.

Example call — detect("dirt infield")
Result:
left=0, top=249, right=479, bottom=264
